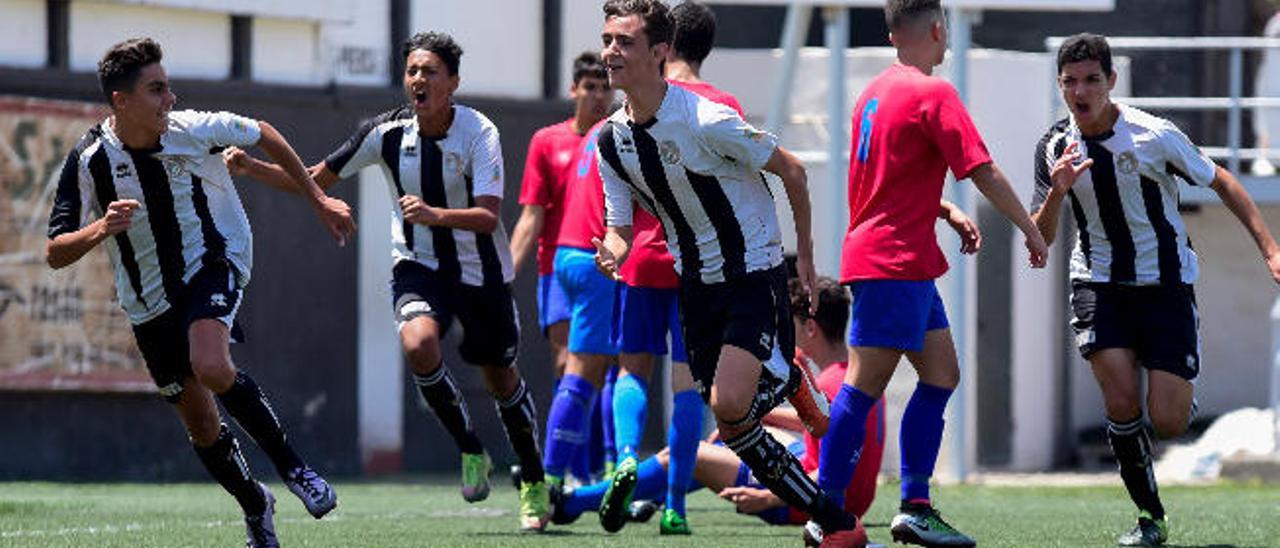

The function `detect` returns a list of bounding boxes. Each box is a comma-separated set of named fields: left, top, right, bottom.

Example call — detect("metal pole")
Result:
left=1271, top=296, right=1280, bottom=455
left=824, top=6, right=850, bottom=279
left=947, top=6, right=974, bottom=484
left=766, top=4, right=812, bottom=137
left=1228, top=47, right=1244, bottom=175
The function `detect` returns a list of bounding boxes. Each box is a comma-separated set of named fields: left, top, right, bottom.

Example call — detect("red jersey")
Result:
left=556, top=119, right=608, bottom=250
left=519, top=118, right=585, bottom=275
left=619, top=80, right=747, bottom=289
left=841, top=63, right=991, bottom=282
left=800, top=360, right=884, bottom=519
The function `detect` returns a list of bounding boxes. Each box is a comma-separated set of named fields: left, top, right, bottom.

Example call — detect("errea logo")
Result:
left=210, top=293, right=228, bottom=308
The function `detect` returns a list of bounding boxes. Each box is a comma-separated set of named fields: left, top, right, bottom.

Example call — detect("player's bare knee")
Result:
left=403, top=336, right=442, bottom=375
left=190, top=354, right=235, bottom=393
left=1149, top=409, right=1189, bottom=439
left=709, top=392, right=752, bottom=425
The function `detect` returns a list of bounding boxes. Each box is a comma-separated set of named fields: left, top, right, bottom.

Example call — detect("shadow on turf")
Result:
left=1166, top=544, right=1253, bottom=548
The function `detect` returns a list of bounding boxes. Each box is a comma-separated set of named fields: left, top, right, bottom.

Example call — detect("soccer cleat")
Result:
left=598, top=456, right=639, bottom=533
left=628, top=500, right=659, bottom=524
left=283, top=466, right=337, bottom=519
left=244, top=482, right=279, bottom=548
left=460, top=452, right=493, bottom=503
left=658, top=508, right=691, bottom=535
left=788, top=358, right=831, bottom=437
left=890, top=502, right=974, bottom=547
left=550, top=484, right=581, bottom=525
left=819, top=521, right=869, bottom=548
left=803, top=520, right=824, bottom=547
left=1117, top=512, right=1168, bottom=546
left=518, top=480, right=552, bottom=532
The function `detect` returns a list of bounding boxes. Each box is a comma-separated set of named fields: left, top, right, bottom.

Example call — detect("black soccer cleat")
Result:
left=244, top=482, right=279, bottom=548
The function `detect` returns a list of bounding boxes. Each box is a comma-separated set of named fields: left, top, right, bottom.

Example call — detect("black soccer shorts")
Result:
left=1069, top=281, right=1200, bottom=381
left=390, top=260, right=520, bottom=367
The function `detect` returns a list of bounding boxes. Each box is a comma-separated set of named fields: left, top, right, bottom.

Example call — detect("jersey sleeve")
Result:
left=324, top=109, right=401, bottom=179
left=597, top=125, right=634, bottom=228
left=1159, top=121, right=1216, bottom=187
left=190, top=111, right=262, bottom=149
left=47, top=151, right=94, bottom=239
left=518, top=130, right=551, bottom=207
left=1030, top=132, right=1058, bottom=213
left=924, top=82, right=992, bottom=180
left=470, top=120, right=504, bottom=199
left=699, top=105, right=778, bottom=173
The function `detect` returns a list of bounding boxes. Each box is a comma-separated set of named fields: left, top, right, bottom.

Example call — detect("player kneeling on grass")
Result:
left=1031, top=33, right=1280, bottom=547
left=46, top=38, right=354, bottom=548
left=225, top=31, right=552, bottom=532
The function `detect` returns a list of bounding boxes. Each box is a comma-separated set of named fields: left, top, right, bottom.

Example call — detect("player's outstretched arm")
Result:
left=223, top=147, right=339, bottom=193
left=1210, top=165, right=1280, bottom=284
left=764, top=146, right=818, bottom=312
left=47, top=199, right=140, bottom=269
left=939, top=199, right=981, bottom=254
left=509, top=204, right=546, bottom=273
left=969, top=162, right=1048, bottom=268
left=592, top=225, right=632, bottom=282
left=255, top=121, right=355, bottom=246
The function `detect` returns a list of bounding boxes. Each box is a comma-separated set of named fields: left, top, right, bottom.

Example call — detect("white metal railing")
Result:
left=1046, top=36, right=1280, bottom=175
left=1269, top=296, right=1280, bottom=455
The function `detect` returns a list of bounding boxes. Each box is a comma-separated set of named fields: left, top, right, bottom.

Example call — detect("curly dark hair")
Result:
left=571, top=51, right=608, bottom=84
left=884, top=0, right=942, bottom=32
left=671, top=1, right=716, bottom=64
left=403, top=31, right=463, bottom=76
left=603, top=0, right=674, bottom=47
left=97, top=38, right=163, bottom=104
left=788, top=276, right=851, bottom=343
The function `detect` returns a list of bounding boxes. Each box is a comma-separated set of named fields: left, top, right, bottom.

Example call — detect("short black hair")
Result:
left=671, top=1, right=716, bottom=64
left=1057, top=33, right=1113, bottom=77
left=603, top=0, right=674, bottom=47
left=97, top=38, right=163, bottom=105
left=884, top=0, right=943, bottom=32
left=403, top=31, right=463, bottom=76
left=572, top=51, right=608, bottom=84
left=788, top=276, right=851, bottom=343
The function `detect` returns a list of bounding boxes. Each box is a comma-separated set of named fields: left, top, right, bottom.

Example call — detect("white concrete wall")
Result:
left=0, top=0, right=46, bottom=68
left=70, top=2, right=230, bottom=80
left=412, top=0, right=542, bottom=99
left=358, top=166, right=403, bottom=471
left=252, top=17, right=324, bottom=86
left=323, top=0, right=389, bottom=86
left=562, top=0, right=608, bottom=98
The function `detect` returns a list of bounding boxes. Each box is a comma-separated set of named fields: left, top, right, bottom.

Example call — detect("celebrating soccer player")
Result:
left=46, top=38, right=352, bottom=548
left=816, top=1, right=1049, bottom=547
left=1030, top=33, right=1280, bottom=547
left=589, top=1, right=866, bottom=545
left=228, top=32, right=552, bottom=532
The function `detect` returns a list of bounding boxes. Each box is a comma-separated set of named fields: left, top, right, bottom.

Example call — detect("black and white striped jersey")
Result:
left=1031, top=104, right=1217, bottom=285
left=47, top=110, right=260, bottom=325
left=597, top=84, right=782, bottom=285
left=324, top=104, right=513, bottom=287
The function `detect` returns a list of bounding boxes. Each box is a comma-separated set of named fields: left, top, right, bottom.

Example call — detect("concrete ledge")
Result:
left=1219, top=454, right=1280, bottom=483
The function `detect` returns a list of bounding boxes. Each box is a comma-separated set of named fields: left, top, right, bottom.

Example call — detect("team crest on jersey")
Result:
left=163, top=158, right=187, bottom=179
left=114, top=163, right=133, bottom=179
left=1116, top=151, right=1139, bottom=175
left=743, top=128, right=767, bottom=142
left=659, top=140, right=681, bottom=165
left=444, top=152, right=465, bottom=176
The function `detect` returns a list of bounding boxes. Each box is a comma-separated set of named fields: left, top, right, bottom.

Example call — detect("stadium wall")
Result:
left=0, top=66, right=568, bottom=479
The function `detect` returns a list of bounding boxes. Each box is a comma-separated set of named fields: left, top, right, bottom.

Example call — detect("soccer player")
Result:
left=509, top=51, right=614, bottom=485
left=229, top=32, right=552, bottom=531
left=816, top=2, right=1049, bottom=547
left=1030, top=33, right=1280, bottom=546
left=509, top=51, right=613, bottom=379
left=45, top=38, right=351, bottom=548
left=591, top=1, right=865, bottom=545
left=608, top=0, right=748, bottom=534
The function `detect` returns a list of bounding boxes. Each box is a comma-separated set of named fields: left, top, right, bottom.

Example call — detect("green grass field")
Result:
left=1, top=478, right=1277, bottom=547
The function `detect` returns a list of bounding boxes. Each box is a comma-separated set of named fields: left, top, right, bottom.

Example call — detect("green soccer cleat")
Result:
left=598, top=456, right=638, bottom=533
left=518, top=480, right=552, bottom=532
left=659, top=508, right=691, bottom=535
left=1117, top=512, right=1168, bottom=547
left=460, top=452, right=493, bottom=503
left=889, top=501, right=975, bottom=547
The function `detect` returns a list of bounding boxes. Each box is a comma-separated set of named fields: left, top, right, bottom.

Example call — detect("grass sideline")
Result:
left=1, top=478, right=1277, bottom=547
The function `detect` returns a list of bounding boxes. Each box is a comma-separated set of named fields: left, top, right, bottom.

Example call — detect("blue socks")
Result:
left=613, top=372, right=649, bottom=463
left=570, top=395, right=599, bottom=482
left=542, top=373, right=597, bottom=481
left=665, top=389, right=704, bottom=517
left=818, top=383, right=877, bottom=506
left=900, top=382, right=952, bottom=503
left=601, top=366, right=618, bottom=469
